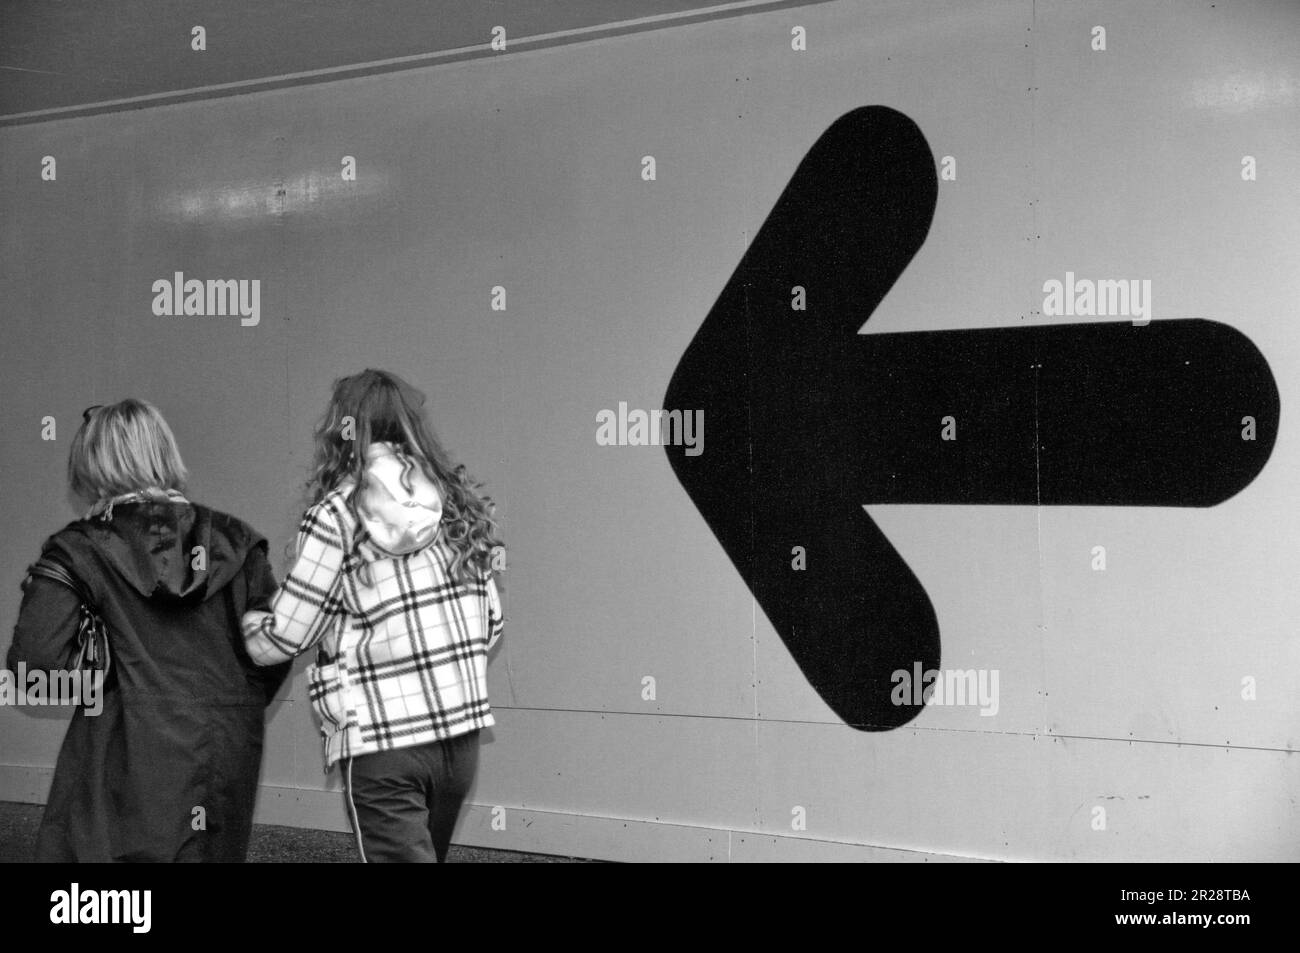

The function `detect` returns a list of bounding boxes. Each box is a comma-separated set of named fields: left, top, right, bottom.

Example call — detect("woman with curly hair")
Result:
left=242, top=369, right=505, bottom=863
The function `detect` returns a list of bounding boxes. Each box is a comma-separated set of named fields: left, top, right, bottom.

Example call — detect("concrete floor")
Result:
left=0, top=801, right=597, bottom=863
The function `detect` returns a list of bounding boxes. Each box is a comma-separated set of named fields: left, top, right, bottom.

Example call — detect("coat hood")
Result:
left=56, top=501, right=266, bottom=605
left=355, top=442, right=443, bottom=556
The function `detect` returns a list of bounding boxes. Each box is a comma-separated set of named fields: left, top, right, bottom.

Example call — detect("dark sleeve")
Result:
left=238, top=540, right=293, bottom=705
left=244, top=538, right=279, bottom=613
left=7, top=537, right=84, bottom=673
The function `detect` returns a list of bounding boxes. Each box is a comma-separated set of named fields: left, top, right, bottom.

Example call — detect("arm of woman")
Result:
left=239, top=540, right=294, bottom=702
left=7, top=538, right=85, bottom=674
left=8, top=577, right=83, bottom=674
left=241, top=502, right=347, bottom=666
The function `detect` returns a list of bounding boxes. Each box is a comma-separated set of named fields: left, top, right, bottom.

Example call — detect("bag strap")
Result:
left=27, top=557, right=93, bottom=606
left=27, top=555, right=112, bottom=680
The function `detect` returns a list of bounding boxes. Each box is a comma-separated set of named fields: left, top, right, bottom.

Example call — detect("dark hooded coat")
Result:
left=7, top=500, right=290, bottom=862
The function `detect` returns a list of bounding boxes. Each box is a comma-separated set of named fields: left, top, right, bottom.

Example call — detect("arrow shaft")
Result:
left=850, top=319, right=1278, bottom=507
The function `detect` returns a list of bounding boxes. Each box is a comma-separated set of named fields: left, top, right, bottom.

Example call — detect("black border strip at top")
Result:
left=0, top=0, right=837, bottom=128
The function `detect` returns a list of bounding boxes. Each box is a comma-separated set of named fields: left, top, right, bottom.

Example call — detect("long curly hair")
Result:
left=303, top=369, right=503, bottom=583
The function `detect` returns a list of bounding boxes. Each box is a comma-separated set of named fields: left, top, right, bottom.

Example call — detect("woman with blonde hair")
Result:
left=8, top=399, right=289, bottom=862
left=242, top=369, right=505, bottom=863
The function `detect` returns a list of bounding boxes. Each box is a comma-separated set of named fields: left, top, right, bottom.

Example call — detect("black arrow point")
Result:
left=664, top=106, right=1279, bottom=731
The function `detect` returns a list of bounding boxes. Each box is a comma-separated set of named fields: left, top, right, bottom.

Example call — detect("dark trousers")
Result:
left=343, top=730, right=480, bottom=863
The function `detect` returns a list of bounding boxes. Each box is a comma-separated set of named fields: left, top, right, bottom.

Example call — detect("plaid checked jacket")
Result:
left=242, top=483, right=503, bottom=768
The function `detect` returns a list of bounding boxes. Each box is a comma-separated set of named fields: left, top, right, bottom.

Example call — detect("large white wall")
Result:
left=2, top=0, right=1297, bottom=861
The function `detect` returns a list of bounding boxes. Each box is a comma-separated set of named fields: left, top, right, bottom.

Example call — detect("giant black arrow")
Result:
left=663, top=105, right=1279, bottom=731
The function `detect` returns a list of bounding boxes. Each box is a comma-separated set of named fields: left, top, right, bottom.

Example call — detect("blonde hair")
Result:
left=68, top=399, right=189, bottom=502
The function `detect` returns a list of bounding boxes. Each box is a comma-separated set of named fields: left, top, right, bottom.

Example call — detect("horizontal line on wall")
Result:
left=0, top=767, right=996, bottom=861
left=491, top=704, right=1296, bottom=753
left=0, top=0, right=837, bottom=127
left=256, top=783, right=996, bottom=862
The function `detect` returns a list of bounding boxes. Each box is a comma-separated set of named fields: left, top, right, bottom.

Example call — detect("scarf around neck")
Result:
left=86, top=487, right=190, bottom=522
